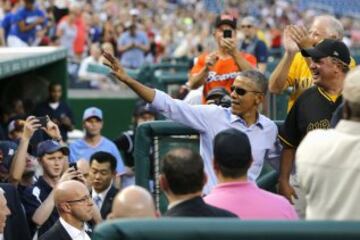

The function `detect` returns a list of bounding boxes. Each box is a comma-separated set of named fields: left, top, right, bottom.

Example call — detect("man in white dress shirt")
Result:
left=39, top=180, right=94, bottom=240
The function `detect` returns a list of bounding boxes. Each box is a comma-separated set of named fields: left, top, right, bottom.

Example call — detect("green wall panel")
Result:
left=68, top=98, right=137, bottom=139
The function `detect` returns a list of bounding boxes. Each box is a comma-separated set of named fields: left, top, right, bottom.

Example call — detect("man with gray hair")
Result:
left=104, top=50, right=280, bottom=193
left=268, top=15, right=356, bottom=112
left=296, top=67, right=360, bottom=220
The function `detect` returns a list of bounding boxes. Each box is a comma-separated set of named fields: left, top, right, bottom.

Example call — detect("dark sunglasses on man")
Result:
left=230, top=86, right=262, bottom=96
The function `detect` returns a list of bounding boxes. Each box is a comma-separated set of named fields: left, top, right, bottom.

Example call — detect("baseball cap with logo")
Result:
left=37, top=140, right=69, bottom=157
left=0, top=141, right=18, bottom=173
left=214, top=14, right=237, bottom=29
left=82, top=107, right=103, bottom=121
left=213, top=128, right=252, bottom=169
left=301, top=39, right=350, bottom=65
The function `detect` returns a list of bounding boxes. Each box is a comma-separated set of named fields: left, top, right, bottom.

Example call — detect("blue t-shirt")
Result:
left=1, top=12, right=13, bottom=40
left=117, top=30, right=149, bottom=69
left=69, top=137, right=125, bottom=174
left=9, top=6, right=46, bottom=44
left=240, top=38, right=268, bottom=63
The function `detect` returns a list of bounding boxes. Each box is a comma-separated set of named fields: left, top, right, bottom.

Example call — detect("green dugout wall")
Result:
left=0, top=48, right=68, bottom=107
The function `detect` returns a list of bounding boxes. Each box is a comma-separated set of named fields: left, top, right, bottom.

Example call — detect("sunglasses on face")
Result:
left=241, top=25, right=253, bottom=29
left=230, top=86, right=262, bottom=96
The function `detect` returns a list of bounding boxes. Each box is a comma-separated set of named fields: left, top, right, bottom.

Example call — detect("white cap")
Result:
left=343, top=67, right=360, bottom=103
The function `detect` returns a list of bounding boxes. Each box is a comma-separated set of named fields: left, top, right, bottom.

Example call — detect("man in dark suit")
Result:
left=89, top=151, right=119, bottom=219
left=0, top=183, right=31, bottom=240
left=160, top=148, right=237, bottom=217
left=39, top=180, right=93, bottom=240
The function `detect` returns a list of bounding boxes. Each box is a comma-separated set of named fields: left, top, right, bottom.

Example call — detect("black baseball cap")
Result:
left=301, top=39, right=350, bottom=65
left=213, top=128, right=252, bottom=169
left=205, top=87, right=230, bottom=101
left=214, top=14, right=237, bottom=29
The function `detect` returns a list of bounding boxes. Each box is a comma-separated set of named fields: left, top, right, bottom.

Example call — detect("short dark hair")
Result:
left=89, top=151, right=117, bottom=172
left=161, top=148, right=204, bottom=195
left=48, top=82, right=61, bottom=92
left=238, top=70, right=268, bottom=94
left=213, top=128, right=252, bottom=178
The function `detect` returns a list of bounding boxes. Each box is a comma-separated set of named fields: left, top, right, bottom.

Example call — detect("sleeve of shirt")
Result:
left=278, top=101, right=301, bottom=148
left=241, top=52, right=257, bottom=67
left=21, top=186, right=42, bottom=223
left=255, top=40, right=268, bottom=63
left=287, top=53, right=300, bottom=86
left=110, top=143, right=125, bottom=174
left=150, top=89, right=213, bottom=133
left=68, top=142, right=78, bottom=163
left=190, top=53, right=206, bottom=75
left=12, top=10, right=23, bottom=24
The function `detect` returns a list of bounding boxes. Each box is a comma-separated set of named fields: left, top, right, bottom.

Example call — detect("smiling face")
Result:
left=310, top=57, right=339, bottom=87
left=230, top=76, right=264, bottom=117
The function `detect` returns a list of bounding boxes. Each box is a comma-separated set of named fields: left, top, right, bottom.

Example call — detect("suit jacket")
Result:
left=100, top=185, right=118, bottom=219
left=38, top=220, right=72, bottom=240
left=164, top=196, right=238, bottom=218
left=0, top=183, right=31, bottom=240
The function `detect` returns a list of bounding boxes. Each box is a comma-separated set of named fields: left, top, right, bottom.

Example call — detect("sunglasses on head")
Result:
left=241, top=25, right=253, bottom=29
left=230, top=86, right=262, bottom=96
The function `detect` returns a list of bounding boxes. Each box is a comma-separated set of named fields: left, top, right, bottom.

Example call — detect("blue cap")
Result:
left=0, top=141, right=18, bottom=172
left=37, top=140, right=69, bottom=157
left=83, top=107, right=103, bottom=121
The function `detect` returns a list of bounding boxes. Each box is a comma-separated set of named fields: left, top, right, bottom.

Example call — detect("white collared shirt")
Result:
left=91, top=182, right=112, bottom=210
left=59, top=217, right=91, bottom=240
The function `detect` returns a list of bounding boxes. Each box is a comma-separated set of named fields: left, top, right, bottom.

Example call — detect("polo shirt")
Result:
left=204, top=181, right=298, bottom=219
left=279, top=86, right=342, bottom=148
left=21, top=176, right=59, bottom=238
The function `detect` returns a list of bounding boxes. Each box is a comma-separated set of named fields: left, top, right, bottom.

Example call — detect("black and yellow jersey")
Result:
left=279, top=86, right=342, bottom=148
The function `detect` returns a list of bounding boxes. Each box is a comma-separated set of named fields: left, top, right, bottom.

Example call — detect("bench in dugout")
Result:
left=134, top=120, right=279, bottom=213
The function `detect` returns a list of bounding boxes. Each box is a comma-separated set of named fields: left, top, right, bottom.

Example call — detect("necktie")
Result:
left=93, top=195, right=102, bottom=209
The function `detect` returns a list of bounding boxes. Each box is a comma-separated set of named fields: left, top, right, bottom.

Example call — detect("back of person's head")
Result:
left=213, top=128, right=252, bottom=178
left=89, top=151, right=117, bottom=172
left=161, top=148, right=205, bottom=195
left=343, top=67, right=360, bottom=119
left=110, top=186, right=156, bottom=219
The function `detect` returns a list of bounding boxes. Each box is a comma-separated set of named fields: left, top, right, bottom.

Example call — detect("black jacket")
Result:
left=0, top=183, right=32, bottom=240
left=164, top=196, right=238, bottom=218
left=39, top=220, right=72, bottom=240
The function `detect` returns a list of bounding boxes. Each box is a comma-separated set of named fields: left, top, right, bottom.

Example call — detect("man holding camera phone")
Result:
left=188, top=14, right=257, bottom=102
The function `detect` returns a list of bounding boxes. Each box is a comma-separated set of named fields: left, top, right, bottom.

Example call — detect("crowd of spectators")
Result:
left=0, top=0, right=360, bottom=240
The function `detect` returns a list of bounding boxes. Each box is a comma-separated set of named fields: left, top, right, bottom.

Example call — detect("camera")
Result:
left=223, top=29, right=232, bottom=38
left=36, top=116, right=49, bottom=128
left=69, top=162, right=78, bottom=171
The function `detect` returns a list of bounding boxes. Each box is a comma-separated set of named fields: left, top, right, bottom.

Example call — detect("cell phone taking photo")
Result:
left=36, top=116, right=49, bottom=128
left=223, top=29, right=232, bottom=38
left=69, top=162, right=78, bottom=170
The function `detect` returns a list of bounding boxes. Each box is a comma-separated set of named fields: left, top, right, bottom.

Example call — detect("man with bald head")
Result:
left=39, top=180, right=93, bottom=240
left=109, top=186, right=156, bottom=219
left=76, top=159, right=91, bottom=189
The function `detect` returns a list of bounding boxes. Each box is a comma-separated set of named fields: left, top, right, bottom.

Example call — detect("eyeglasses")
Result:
left=66, top=195, right=92, bottom=204
left=241, top=25, right=253, bottom=29
left=230, top=86, right=262, bottom=96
